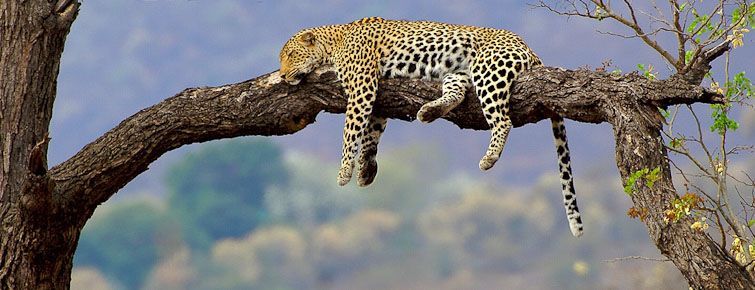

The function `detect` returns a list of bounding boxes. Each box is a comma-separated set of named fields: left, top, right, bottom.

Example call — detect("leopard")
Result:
left=278, top=17, right=583, bottom=237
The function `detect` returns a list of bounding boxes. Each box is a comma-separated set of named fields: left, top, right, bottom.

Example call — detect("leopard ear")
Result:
left=299, top=31, right=316, bottom=47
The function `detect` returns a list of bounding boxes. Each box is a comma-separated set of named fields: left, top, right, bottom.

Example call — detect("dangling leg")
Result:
left=337, top=85, right=377, bottom=186
left=551, top=116, right=583, bottom=237
left=471, top=57, right=514, bottom=171
left=356, top=115, right=387, bottom=187
left=417, top=72, right=471, bottom=123
left=336, top=62, right=379, bottom=186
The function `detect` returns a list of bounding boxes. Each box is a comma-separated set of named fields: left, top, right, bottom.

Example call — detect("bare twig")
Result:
left=670, top=0, right=687, bottom=62
left=602, top=256, right=671, bottom=263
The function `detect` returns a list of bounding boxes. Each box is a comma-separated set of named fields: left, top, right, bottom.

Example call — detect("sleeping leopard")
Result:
left=278, top=17, right=583, bottom=237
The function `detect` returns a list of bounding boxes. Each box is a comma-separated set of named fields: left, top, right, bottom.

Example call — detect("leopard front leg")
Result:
left=417, top=72, right=471, bottom=123
left=336, top=67, right=379, bottom=186
left=471, top=57, right=517, bottom=171
left=356, top=115, right=387, bottom=187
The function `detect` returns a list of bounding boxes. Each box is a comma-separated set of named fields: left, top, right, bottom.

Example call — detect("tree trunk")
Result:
left=0, top=1, right=80, bottom=289
left=1, top=1, right=753, bottom=289
left=609, top=91, right=753, bottom=289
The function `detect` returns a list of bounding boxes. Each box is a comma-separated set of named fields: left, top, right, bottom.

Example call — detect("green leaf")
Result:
left=743, top=3, right=755, bottom=29
left=688, top=12, right=706, bottom=34
left=636, top=63, right=655, bottom=80
left=659, top=107, right=671, bottom=120
left=684, top=50, right=694, bottom=65
left=734, top=3, right=755, bottom=29
left=624, top=167, right=662, bottom=196
left=733, top=6, right=743, bottom=24
left=748, top=219, right=755, bottom=228
left=687, top=12, right=716, bottom=36
left=624, top=168, right=649, bottom=196
left=732, top=72, right=753, bottom=98
left=669, top=138, right=684, bottom=149
left=710, top=104, right=740, bottom=135
left=645, top=167, right=661, bottom=188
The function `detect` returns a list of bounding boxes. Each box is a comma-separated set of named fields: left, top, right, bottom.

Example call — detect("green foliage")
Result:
left=684, top=3, right=754, bottom=43
left=167, top=138, right=289, bottom=250
left=669, top=137, right=684, bottom=149
left=644, top=167, right=661, bottom=188
left=659, top=107, right=671, bottom=120
left=708, top=72, right=752, bottom=135
left=624, top=167, right=661, bottom=196
left=687, top=12, right=713, bottom=34
left=732, top=3, right=755, bottom=29
left=729, top=72, right=754, bottom=99
left=665, top=193, right=703, bottom=223
left=624, top=169, right=647, bottom=196
left=75, top=200, right=179, bottom=290
left=710, top=103, right=739, bottom=134
left=636, top=63, right=656, bottom=80
left=684, top=50, right=694, bottom=65
left=687, top=10, right=717, bottom=42
left=678, top=2, right=688, bottom=12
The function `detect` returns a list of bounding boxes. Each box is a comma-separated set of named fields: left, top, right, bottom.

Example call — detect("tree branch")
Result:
left=535, top=0, right=740, bottom=85
left=588, top=0, right=682, bottom=68
left=48, top=66, right=722, bottom=214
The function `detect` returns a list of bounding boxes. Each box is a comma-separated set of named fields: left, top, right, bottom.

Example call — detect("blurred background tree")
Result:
left=74, top=200, right=180, bottom=289
left=166, top=138, right=289, bottom=250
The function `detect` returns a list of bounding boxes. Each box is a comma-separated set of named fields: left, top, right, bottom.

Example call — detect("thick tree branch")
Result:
left=682, top=40, right=733, bottom=84
left=48, top=66, right=720, bottom=215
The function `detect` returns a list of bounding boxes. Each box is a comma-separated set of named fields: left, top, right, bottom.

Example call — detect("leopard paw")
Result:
left=479, top=154, right=499, bottom=171
left=337, top=166, right=353, bottom=186
left=357, top=159, right=378, bottom=187
left=417, top=103, right=448, bottom=123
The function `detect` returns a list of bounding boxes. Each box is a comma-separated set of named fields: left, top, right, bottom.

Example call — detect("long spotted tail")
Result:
left=550, top=116, right=583, bottom=237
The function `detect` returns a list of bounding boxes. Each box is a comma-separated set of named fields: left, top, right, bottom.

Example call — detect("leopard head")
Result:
left=279, top=31, right=322, bottom=85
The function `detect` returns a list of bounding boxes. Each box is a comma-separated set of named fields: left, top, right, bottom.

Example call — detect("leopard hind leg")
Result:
left=470, top=55, right=515, bottom=171
left=356, top=115, right=387, bottom=187
left=417, top=72, right=471, bottom=123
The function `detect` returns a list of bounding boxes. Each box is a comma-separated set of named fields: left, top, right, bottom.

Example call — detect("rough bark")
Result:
left=1, top=1, right=753, bottom=289
left=49, top=66, right=724, bottom=212
left=607, top=84, right=753, bottom=289
left=0, top=0, right=80, bottom=289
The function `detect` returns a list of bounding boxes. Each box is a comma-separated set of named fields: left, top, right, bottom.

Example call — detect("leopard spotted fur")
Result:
left=279, top=17, right=583, bottom=236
